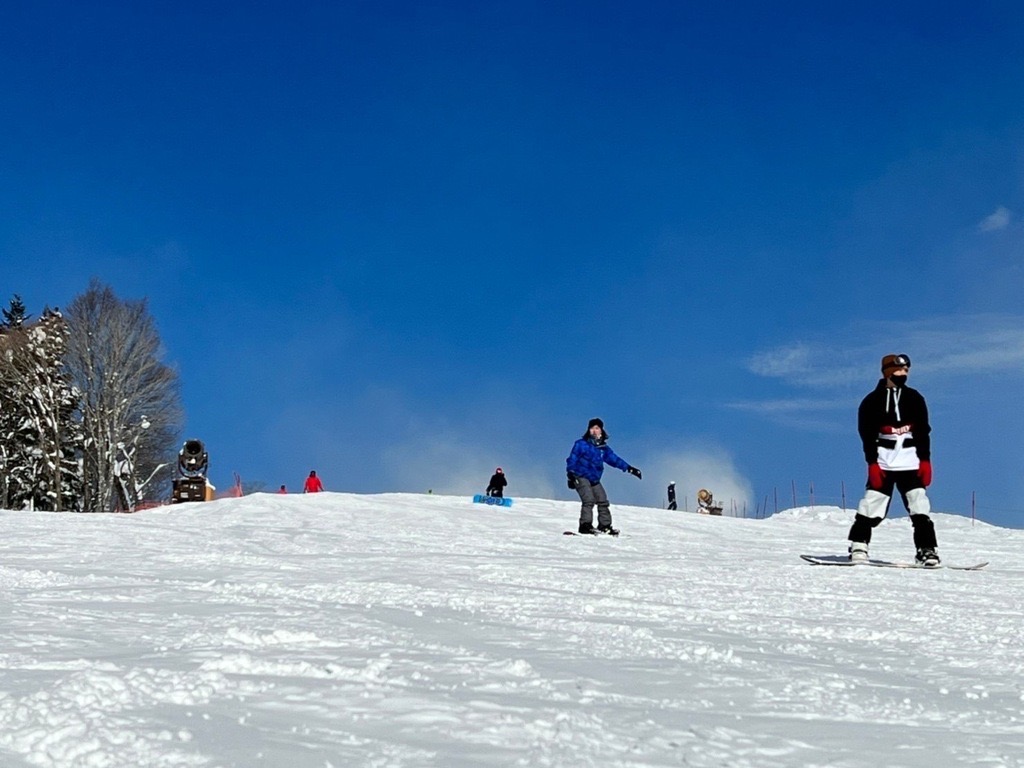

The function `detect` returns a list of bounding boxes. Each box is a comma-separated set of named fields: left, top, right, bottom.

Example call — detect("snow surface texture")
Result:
left=1, top=494, right=1022, bottom=767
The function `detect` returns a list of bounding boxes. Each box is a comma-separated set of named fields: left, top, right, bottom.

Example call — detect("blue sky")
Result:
left=3, top=1, right=1024, bottom=528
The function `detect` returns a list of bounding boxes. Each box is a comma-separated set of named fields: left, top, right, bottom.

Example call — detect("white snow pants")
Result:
left=858, top=486, right=930, bottom=519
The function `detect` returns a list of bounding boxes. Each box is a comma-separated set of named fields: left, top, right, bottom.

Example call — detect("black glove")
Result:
left=627, top=466, right=642, bottom=479
left=567, top=473, right=577, bottom=489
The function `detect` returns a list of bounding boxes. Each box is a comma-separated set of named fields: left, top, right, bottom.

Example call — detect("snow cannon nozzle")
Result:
left=177, top=439, right=209, bottom=478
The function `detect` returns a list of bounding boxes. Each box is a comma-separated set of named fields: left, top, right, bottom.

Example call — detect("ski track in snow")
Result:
left=2, top=493, right=1023, bottom=767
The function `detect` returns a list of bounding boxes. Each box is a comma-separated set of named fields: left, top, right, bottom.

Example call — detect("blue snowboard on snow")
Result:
left=473, top=494, right=513, bottom=508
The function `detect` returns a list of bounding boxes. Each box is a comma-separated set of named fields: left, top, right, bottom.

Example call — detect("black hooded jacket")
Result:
left=858, top=379, right=931, bottom=464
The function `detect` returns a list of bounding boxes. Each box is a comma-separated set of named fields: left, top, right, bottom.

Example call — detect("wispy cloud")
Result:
left=748, top=315, right=1024, bottom=388
left=725, top=397, right=851, bottom=434
left=727, top=397, right=853, bottom=414
left=748, top=344, right=814, bottom=378
left=978, top=206, right=1011, bottom=232
left=892, top=317, right=1024, bottom=375
left=747, top=343, right=869, bottom=389
left=741, top=315, right=1024, bottom=430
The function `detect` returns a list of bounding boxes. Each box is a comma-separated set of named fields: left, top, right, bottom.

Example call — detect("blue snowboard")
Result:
left=473, top=494, right=513, bottom=508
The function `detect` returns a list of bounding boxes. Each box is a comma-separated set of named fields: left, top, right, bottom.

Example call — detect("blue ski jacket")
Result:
left=566, top=435, right=630, bottom=484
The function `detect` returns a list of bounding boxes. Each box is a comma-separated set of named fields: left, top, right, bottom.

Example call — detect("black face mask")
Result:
left=889, top=374, right=908, bottom=388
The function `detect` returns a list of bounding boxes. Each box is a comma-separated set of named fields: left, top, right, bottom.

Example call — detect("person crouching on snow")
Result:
left=566, top=418, right=641, bottom=536
left=849, top=354, right=940, bottom=565
left=486, top=467, right=507, bottom=498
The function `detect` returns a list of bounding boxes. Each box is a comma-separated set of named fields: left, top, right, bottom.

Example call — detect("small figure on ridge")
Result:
left=486, top=467, right=507, bottom=498
left=303, top=470, right=324, bottom=494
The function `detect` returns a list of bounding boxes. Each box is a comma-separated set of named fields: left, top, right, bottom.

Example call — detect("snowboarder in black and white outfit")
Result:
left=485, top=468, right=507, bottom=498
left=566, top=418, right=641, bottom=536
left=849, top=354, right=940, bottom=565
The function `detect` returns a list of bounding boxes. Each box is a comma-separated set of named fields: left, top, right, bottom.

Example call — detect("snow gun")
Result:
left=171, top=439, right=212, bottom=503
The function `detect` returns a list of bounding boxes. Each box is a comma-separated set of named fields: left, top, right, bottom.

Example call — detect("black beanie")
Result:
left=588, top=418, right=604, bottom=430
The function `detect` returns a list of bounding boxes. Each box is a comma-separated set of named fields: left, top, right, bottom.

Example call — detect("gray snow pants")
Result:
left=574, top=476, right=612, bottom=527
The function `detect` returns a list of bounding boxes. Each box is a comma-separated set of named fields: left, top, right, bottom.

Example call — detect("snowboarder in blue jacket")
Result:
left=566, top=418, right=641, bottom=536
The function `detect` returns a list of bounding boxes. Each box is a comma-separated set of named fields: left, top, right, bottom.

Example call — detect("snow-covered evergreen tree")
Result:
left=2, top=294, right=30, bottom=329
left=0, top=310, right=83, bottom=511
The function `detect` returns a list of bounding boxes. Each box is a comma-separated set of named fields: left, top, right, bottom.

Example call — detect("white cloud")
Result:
left=749, top=315, right=1024, bottom=388
left=727, top=397, right=852, bottom=414
left=725, top=397, right=851, bottom=434
left=640, top=447, right=753, bottom=516
left=741, top=315, right=1024, bottom=432
left=888, top=317, right=1024, bottom=375
left=748, top=344, right=814, bottom=378
left=747, top=343, right=873, bottom=390
left=978, top=206, right=1011, bottom=232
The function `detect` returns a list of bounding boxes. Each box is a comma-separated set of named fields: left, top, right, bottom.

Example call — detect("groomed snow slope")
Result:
left=1, top=493, right=1022, bottom=767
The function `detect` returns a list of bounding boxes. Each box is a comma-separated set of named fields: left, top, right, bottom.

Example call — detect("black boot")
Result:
left=578, top=523, right=598, bottom=535
left=597, top=524, right=619, bottom=536
left=915, top=548, right=940, bottom=566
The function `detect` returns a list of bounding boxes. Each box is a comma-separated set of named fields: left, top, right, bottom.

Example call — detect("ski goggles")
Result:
left=891, top=354, right=911, bottom=369
left=881, top=353, right=911, bottom=375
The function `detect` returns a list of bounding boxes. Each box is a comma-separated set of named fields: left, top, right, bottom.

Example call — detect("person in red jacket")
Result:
left=848, top=354, right=939, bottom=565
left=303, top=470, right=324, bottom=493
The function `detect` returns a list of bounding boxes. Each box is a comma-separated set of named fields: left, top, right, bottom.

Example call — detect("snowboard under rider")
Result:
left=848, top=354, right=939, bottom=565
left=566, top=418, right=641, bottom=536
left=303, top=470, right=324, bottom=494
left=486, top=468, right=507, bottom=498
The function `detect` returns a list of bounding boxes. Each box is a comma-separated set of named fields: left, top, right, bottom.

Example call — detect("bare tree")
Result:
left=65, top=280, right=183, bottom=512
